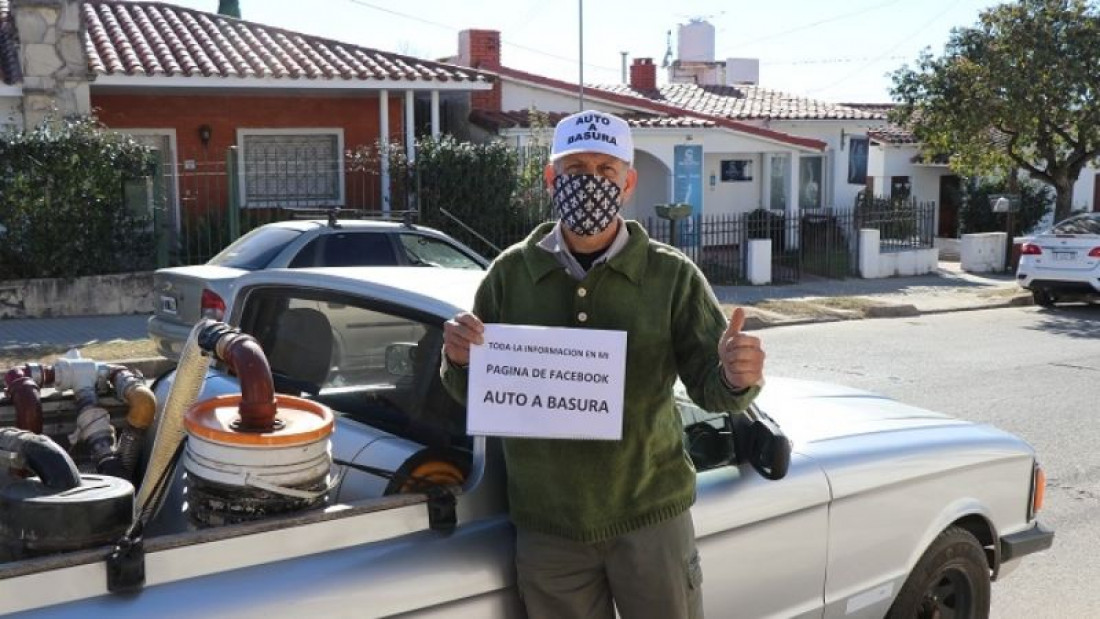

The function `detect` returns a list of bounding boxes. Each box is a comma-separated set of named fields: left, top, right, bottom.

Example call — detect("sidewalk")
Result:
left=713, top=261, right=1028, bottom=327
left=0, top=262, right=1028, bottom=352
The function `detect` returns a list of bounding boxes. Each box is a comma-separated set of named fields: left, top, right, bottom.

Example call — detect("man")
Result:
left=441, top=110, right=765, bottom=619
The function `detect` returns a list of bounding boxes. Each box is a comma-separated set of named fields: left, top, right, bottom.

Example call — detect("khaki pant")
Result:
left=515, top=510, right=703, bottom=619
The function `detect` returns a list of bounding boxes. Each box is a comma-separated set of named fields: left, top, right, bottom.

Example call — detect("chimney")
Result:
left=630, top=58, right=657, bottom=91
left=458, top=29, right=502, bottom=112
left=458, top=29, right=501, bottom=69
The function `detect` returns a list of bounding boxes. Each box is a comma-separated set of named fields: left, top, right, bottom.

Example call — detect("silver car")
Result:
left=147, top=219, right=488, bottom=359
left=1, top=268, right=1051, bottom=617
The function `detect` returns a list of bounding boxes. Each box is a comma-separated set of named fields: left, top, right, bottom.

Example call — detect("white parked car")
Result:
left=1016, top=212, right=1100, bottom=307
left=1, top=268, right=1052, bottom=617
left=147, top=219, right=488, bottom=359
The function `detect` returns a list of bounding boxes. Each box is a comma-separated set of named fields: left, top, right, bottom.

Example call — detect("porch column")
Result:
left=430, top=90, right=441, bottom=138
left=380, top=89, right=390, bottom=213
left=762, top=153, right=773, bottom=210
left=787, top=151, right=801, bottom=249
left=405, top=90, right=416, bottom=163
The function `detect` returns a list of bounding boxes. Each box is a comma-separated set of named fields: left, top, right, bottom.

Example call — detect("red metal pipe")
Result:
left=215, top=332, right=277, bottom=432
left=4, top=366, right=43, bottom=434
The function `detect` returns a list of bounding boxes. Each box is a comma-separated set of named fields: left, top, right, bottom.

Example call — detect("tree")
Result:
left=891, top=0, right=1100, bottom=222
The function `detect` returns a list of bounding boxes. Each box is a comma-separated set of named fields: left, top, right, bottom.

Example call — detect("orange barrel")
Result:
left=183, top=394, right=334, bottom=527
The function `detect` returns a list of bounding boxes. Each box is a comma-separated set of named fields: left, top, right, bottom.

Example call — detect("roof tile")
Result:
left=592, top=83, right=886, bottom=122
left=470, top=109, right=717, bottom=133
left=82, top=0, right=491, bottom=85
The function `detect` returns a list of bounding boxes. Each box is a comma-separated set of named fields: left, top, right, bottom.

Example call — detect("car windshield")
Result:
left=207, top=227, right=303, bottom=269
left=398, top=233, right=485, bottom=270
left=1049, top=214, right=1100, bottom=236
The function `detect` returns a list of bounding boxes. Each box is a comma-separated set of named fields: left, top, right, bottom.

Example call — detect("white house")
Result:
left=451, top=23, right=892, bottom=228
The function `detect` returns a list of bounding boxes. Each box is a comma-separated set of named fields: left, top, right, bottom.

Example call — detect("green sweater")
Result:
left=442, top=221, right=759, bottom=543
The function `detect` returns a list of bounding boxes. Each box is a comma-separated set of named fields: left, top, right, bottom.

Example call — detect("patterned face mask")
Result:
left=552, top=174, right=623, bottom=236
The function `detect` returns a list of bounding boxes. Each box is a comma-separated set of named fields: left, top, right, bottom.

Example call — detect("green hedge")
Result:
left=0, top=117, right=156, bottom=279
left=960, top=177, right=1052, bottom=236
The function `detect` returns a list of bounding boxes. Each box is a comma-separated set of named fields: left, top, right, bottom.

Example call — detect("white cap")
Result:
left=550, top=110, right=634, bottom=165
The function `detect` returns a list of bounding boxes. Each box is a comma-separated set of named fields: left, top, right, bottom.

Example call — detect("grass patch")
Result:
left=0, top=339, right=159, bottom=367
left=977, top=287, right=1027, bottom=299
left=809, top=296, right=889, bottom=311
left=746, top=296, right=885, bottom=319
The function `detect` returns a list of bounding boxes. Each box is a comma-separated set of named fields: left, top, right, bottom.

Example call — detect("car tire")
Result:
left=1032, top=290, right=1056, bottom=308
left=885, top=526, right=991, bottom=619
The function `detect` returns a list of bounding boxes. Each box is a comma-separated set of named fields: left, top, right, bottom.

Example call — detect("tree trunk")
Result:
left=1054, top=180, right=1075, bottom=222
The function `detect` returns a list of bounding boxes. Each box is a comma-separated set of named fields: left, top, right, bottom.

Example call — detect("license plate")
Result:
left=1053, top=251, right=1076, bottom=261
left=160, top=295, right=178, bottom=315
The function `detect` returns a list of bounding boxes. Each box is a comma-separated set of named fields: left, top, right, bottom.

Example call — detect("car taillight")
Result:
left=1089, top=247, right=1100, bottom=258
left=200, top=289, right=226, bottom=320
left=1020, top=243, right=1042, bottom=255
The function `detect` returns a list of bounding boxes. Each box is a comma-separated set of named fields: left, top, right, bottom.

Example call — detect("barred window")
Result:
left=240, top=131, right=344, bottom=207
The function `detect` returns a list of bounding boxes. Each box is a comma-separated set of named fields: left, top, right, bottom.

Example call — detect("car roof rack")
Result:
left=283, top=207, right=419, bottom=229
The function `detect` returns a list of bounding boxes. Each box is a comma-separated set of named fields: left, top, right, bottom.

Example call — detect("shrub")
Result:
left=959, top=177, right=1052, bottom=236
left=0, top=117, right=156, bottom=279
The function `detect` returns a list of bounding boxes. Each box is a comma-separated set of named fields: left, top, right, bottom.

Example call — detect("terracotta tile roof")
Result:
left=82, top=1, right=492, bottom=85
left=470, top=109, right=715, bottom=132
left=0, top=0, right=20, bottom=86
left=592, top=83, right=886, bottom=121
left=492, top=65, right=826, bottom=151
left=868, top=126, right=919, bottom=144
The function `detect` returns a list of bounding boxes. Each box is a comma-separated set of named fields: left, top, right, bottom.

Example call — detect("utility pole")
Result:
left=578, top=0, right=585, bottom=110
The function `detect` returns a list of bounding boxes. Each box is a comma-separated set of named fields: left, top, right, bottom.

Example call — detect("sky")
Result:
left=166, top=0, right=1004, bottom=103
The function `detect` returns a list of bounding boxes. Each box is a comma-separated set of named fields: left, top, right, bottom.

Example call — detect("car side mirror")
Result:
left=732, top=406, right=792, bottom=481
left=385, top=343, right=418, bottom=377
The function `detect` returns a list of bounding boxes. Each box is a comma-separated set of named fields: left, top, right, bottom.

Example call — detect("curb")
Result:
left=743, top=296, right=1031, bottom=331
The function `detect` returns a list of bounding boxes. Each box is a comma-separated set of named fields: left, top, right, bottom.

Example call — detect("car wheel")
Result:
left=1032, top=290, right=1056, bottom=308
left=885, top=526, right=990, bottom=619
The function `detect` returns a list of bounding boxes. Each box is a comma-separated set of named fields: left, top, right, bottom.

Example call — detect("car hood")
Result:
left=755, top=377, right=968, bottom=445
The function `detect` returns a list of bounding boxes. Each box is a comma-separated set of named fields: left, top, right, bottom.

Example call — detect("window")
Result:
left=239, top=288, right=468, bottom=450
left=238, top=129, right=344, bottom=208
left=398, top=234, right=484, bottom=270
left=1050, top=213, right=1100, bottom=235
left=207, top=226, right=303, bottom=269
left=891, top=176, right=912, bottom=201
left=799, top=156, right=823, bottom=209
left=769, top=155, right=788, bottom=210
left=289, top=232, right=397, bottom=268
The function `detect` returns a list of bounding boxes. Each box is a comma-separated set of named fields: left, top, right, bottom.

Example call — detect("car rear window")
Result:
left=319, top=232, right=398, bottom=267
left=207, top=227, right=303, bottom=270
left=1050, top=214, right=1100, bottom=235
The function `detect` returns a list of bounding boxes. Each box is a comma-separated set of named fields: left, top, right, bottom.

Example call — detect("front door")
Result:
left=938, top=175, right=962, bottom=237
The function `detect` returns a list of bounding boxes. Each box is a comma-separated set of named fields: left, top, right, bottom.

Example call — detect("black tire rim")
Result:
left=917, top=566, right=974, bottom=619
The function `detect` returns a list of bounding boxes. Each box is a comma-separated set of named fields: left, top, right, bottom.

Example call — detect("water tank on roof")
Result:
left=725, top=58, right=760, bottom=85
left=678, top=20, right=715, bottom=63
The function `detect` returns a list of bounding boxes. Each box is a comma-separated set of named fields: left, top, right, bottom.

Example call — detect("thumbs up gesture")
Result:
left=719, top=307, right=765, bottom=390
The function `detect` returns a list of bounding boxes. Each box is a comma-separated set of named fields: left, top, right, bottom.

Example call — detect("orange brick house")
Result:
left=3, top=0, right=494, bottom=237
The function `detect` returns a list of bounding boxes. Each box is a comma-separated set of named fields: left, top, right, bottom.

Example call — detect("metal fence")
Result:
left=149, top=145, right=935, bottom=287
left=858, top=200, right=937, bottom=253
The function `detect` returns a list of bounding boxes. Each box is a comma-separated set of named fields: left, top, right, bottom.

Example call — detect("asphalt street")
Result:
left=761, top=303, right=1100, bottom=618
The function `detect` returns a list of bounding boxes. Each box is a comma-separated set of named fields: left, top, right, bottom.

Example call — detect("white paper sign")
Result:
left=467, top=324, right=628, bottom=440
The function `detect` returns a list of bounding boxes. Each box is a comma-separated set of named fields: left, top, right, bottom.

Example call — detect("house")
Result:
left=450, top=21, right=892, bottom=228
left=2, top=0, right=495, bottom=232
left=860, top=106, right=1100, bottom=235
